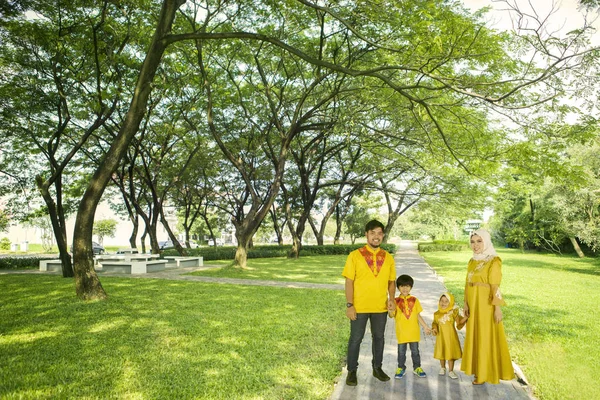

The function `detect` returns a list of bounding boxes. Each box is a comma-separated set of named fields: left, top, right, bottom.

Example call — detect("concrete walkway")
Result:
left=329, top=241, right=533, bottom=400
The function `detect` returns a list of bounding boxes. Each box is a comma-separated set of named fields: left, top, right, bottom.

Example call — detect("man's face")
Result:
left=365, top=227, right=384, bottom=249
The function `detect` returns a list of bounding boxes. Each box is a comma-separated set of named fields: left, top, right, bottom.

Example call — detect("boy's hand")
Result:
left=387, top=299, right=395, bottom=311
left=424, top=326, right=432, bottom=335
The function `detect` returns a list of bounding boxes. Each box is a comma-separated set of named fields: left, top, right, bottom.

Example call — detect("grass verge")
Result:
left=420, top=249, right=600, bottom=400
left=0, top=275, right=347, bottom=399
left=189, top=255, right=347, bottom=285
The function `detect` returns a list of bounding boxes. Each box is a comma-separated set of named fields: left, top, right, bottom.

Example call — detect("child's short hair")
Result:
left=396, top=274, right=414, bottom=288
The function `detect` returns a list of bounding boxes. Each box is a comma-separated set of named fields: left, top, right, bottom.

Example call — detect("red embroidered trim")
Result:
left=358, top=246, right=385, bottom=276
left=396, top=296, right=416, bottom=319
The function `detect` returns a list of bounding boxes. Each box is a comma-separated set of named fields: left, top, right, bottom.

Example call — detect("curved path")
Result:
left=1, top=241, right=533, bottom=399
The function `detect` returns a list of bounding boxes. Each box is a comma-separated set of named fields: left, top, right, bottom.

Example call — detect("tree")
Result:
left=93, top=219, right=117, bottom=246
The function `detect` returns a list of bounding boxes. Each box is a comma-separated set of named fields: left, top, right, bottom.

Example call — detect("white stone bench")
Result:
left=164, top=256, right=203, bottom=268
left=98, top=259, right=167, bottom=274
left=39, top=259, right=63, bottom=272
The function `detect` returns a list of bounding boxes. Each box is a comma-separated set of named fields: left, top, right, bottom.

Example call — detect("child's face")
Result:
left=398, top=284, right=411, bottom=296
left=439, top=295, right=450, bottom=309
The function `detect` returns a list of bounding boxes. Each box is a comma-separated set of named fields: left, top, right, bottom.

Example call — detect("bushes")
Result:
left=0, top=256, right=57, bottom=270
left=418, top=240, right=469, bottom=252
left=162, top=243, right=398, bottom=261
left=0, top=237, right=10, bottom=250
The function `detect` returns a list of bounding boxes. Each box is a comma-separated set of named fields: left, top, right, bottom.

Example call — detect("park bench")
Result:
left=163, top=256, right=204, bottom=268
left=39, top=259, right=63, bottom=272
left=98, top=259, right=167, bottom=274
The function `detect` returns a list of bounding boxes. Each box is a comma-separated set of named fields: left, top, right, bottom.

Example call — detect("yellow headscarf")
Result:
left=438, top=292, right=455, bottom=313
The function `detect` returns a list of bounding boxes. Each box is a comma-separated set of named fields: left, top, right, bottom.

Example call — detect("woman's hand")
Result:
left=494, top=306, right=503, bottom=324
left=463, top=303, right=470, bottom=318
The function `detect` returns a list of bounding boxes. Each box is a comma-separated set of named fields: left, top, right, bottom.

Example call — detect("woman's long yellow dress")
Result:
left=461, top=256, right=514, bottom=384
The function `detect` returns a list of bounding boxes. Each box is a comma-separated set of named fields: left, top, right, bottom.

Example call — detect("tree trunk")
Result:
left=72, top=0, right=185, bottom=300
left=129, top=217, right=139, bottom=249
left=569, top=236, right=585, bottom=258
left=36, top=177, right=74, bottom=277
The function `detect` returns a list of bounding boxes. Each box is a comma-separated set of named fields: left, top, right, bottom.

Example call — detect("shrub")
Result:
left=0, top=237, right=10, bottom=250
left=418, top=240, right=469, bottom=252
left=162, top=243, right=397, bottom=260
left=0, top=256, right=58, bottom=270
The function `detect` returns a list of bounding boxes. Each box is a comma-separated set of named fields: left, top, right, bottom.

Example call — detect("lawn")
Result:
left=0, top=274, right=348, bottom=399
left=190, top=255, right=347, bottom=284
left=420, top=248, right=600, bottom=400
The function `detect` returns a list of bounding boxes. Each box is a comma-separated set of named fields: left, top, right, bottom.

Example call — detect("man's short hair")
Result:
left=365, top=219, right=385, bottom=232
left=396, top=274, right=414, bottom=288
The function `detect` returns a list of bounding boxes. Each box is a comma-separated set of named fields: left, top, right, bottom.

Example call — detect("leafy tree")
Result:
left=93, top=219, right=117, bottom=246
left=0, top=208, right=8, bottom=232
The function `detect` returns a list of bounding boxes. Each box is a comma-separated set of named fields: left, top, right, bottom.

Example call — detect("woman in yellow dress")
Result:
left=461, top=228, right=514, bottom=385
left=432, top=292, right=468, bottom=379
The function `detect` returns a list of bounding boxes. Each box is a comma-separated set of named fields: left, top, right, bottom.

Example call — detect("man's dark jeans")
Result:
left=347, top=312, right=388, bottom=371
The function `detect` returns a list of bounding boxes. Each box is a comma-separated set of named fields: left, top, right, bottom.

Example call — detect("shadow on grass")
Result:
left=0, top=275, right=347, bottom=399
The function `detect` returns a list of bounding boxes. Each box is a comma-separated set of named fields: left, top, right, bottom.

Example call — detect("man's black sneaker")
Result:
left=346, top=370, right=358, bottom=386
left=373, top=367, right=390, bottom=381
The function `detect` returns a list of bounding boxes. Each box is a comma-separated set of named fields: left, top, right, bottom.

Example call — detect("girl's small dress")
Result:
left=432, top=292, right=464, bottom=361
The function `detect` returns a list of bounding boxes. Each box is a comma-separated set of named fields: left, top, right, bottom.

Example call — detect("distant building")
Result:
left=464, top=219, right=482, bottom=234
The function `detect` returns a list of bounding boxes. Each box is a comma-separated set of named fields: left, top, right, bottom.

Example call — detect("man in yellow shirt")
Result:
left=342, top=220, right=396, bottom=386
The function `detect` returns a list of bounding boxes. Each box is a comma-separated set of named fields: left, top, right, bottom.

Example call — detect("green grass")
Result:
left=420, top=248, right=600, bottom=400
left=190, top=255, right=347, bottom=284
left=0, top=275, right=347, bottom=399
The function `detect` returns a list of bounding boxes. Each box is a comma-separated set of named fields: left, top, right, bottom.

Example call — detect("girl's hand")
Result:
left=494, top=306, right=503, bottom=324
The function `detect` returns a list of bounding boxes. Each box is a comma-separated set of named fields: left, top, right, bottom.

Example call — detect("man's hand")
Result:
left=346, top=305, right=357, bottom=320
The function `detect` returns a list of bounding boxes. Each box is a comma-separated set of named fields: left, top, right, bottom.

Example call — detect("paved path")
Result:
left=329, top=241, right=533, bottom=400
left=2, top=242, right=533, bottom=399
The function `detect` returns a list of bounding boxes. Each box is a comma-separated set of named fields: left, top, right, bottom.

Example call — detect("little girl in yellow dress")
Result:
left=432, top=292, right=468, bottom=379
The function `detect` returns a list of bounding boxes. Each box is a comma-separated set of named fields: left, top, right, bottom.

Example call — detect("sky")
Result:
left=462, top=0, right=600, bottom=44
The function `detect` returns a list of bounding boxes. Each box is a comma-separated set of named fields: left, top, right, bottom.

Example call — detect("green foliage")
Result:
left=0, top=209, right=9, bottom=232
left=0, top=237, right=10, bottom=250
left=0, top=256, right=57, bottom=269
left=92, top=219, right=118, bottom=245
left=164, top=243, right=396, bottom=261
left=417, top=241, right=469, bottom=252
left=421, top=248, right=600, bottom=400
left=0, top=275, right=347, bottom=399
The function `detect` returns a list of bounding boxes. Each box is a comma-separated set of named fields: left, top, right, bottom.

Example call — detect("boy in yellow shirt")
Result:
left=388, top=274, right=431, bottom=378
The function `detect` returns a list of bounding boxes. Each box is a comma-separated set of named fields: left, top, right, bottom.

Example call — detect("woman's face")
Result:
left=470, top=234, right=484, bottom=254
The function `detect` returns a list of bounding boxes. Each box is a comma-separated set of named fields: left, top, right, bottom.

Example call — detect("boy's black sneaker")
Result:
left=346, top=370, right=358, bottom=386
left=373, top=367, right=390, bottom=381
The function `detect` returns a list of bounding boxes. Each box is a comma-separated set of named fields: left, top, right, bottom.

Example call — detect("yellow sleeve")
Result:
left=342, top=252, right=356, bottom=280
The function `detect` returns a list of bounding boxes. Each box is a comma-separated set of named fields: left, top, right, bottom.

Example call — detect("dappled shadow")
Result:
left=0, top=274, right=347, bottom=399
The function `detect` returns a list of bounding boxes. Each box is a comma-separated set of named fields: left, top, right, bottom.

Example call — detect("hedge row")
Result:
left=162, top=243, right=397, bottom=261
left=0, top=256, right=57, bottom=270
left=418, top=241, right=469, bottom=252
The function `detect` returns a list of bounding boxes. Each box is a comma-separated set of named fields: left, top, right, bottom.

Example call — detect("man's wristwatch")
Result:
left=346, top=302, right=354, bottom=308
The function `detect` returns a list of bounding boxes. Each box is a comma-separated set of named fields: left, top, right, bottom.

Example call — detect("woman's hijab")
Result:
left=471, top=228, right=497, bottom=261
